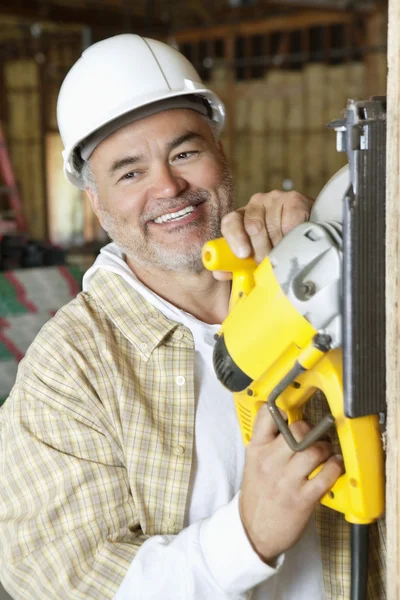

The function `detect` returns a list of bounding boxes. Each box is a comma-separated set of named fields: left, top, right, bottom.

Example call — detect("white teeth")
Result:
left=153, top=205, right=195, bottom=224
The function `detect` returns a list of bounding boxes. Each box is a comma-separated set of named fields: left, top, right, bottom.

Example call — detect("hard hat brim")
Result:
left=64, top=86, right=225, bottom=190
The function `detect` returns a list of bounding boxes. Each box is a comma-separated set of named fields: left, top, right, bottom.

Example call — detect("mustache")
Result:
left=142, top=189, right=211, bottom=223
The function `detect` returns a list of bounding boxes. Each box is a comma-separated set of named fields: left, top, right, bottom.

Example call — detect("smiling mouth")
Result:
left=153, top=204, right=198, bottom=224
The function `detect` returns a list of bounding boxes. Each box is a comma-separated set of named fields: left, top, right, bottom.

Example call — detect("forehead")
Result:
left=94, top=108, right=213, bottom=158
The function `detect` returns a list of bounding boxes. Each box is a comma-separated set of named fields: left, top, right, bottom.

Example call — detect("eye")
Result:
left=173, top=151, right=199, bottom=162
left=120, top=170, right=142, bottom=182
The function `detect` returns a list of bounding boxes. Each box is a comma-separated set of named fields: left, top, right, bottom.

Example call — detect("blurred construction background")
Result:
left=0, top=1, right=389, bottom=596
left=0, top=0, right=387, bottom=249
left=0, top=0, right=388, bottom=397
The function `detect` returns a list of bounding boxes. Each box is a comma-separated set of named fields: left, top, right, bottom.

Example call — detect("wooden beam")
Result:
left=197, top=0, right=377, bottom=30
left=0, top=0, right=167, bottom=34
left=172, top=10, right=354, bottom=43
left=365, top=7, right=389, bottom=97
left=385, top=0, right=400, bottom=597
left=266, top=0, right=378, bottom=8
left=224, top=33, right=235, bottom=160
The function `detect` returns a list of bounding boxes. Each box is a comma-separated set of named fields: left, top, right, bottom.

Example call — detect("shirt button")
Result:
left=175, top=331, right=184, bottom=341
left=176, top=375, right=186, bottom=386
left=173, top=445, right=185, bottom=456
left=164, top=518, right=175, bottom=529
left=140, top=342, right=148, bottom=351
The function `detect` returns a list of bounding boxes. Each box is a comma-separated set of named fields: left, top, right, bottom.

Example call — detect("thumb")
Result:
left=211, top=270, right=233, bottom=281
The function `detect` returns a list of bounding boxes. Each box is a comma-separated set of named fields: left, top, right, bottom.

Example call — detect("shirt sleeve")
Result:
left=0, top=380, right=144, bottom=600
left=114, top=493, right=284, bottom=600
left=0, top=373, right=282, bottom=600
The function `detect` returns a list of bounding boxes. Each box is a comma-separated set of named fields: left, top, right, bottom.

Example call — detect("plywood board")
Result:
left=4, top=59, right=45, bottom=239
left=385, top=0, right=400, bottom=597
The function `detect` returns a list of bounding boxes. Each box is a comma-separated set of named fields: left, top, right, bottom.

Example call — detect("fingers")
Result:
left=220, top=190, right=314, bottom=266
left=304, top=455, right=344, bottom=503
left=281, top=420, right=343, bottom=501
left=251, top=412, right=342, bottom=488
left=220, top=209, right=253, bottom=259
left=242, top=202, right=274, bottom=263
left=287, top=438, right=335, bottom=478
left=255, top=194, right=284, bottom=249
left=250, top=404, right=283, bottom=446
left=220, top=202, right=274, bottom=264
left=240, top=410, right=342, bottom=562
left=280, top=192, right=313, bottom=236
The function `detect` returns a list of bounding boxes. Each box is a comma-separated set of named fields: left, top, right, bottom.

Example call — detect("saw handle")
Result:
left=276, top=350, right=384, bottom=525
left=237, top=350, right=384, bottom=525
left=202, top=239, right=257, bottom=310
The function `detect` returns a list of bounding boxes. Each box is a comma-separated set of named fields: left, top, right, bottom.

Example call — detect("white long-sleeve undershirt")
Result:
left=84, top=244, right=325, bottom=600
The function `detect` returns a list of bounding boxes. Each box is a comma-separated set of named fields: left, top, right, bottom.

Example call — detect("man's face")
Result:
left=88, top=108, right=234, bottom=274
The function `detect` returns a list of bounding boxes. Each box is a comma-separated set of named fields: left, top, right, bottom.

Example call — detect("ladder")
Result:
left=0, top=123, right=26, bottom=235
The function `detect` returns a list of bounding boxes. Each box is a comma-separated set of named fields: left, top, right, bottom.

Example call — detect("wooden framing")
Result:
left=385, top=0, right=400, bottom=597
left=365, top=8, right=388, bottom=97
left=173, top=8, right=386, bottom=207
left=172, top=10, right=354, bottom=42
left=172, top=9, right=377, bottom=84
left=0, top=7, right=386, bottom=245
left=0, top=0, right=165, bottom=33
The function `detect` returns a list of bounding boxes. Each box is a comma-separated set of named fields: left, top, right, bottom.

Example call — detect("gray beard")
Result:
left=98, top=163, right=234, bottom=275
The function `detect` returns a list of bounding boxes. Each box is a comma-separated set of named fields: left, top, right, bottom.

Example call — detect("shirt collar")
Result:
left=87, top=268, right=188, bottom=360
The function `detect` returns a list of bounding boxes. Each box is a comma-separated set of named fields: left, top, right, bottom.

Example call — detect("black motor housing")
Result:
left=213, top=334, right=253, bottom=392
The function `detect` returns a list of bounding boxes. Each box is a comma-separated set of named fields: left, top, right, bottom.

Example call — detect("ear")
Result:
left=217, top=139, right=226, bottom=159
left=85, top=187, right=105, bottom=228
left=86, top=186, right=98, bottom=212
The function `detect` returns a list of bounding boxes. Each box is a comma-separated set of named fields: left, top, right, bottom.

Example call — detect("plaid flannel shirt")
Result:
left=0, top=268, right=386, bottom=599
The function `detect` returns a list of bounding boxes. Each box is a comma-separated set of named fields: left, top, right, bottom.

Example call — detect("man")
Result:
left=0, top=34, right=384, bottom=600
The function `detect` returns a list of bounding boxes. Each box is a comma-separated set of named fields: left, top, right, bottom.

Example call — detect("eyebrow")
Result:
left=108, top=155, right=143, bottom=178
left=108, top=131, right=204, bottom=178
left=166, top=131, right=203, bottom=152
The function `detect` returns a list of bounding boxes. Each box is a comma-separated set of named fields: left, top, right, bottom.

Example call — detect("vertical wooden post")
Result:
left=365, top=8, right=388, bottom=98
left=39, top=59, right=49, bottom=240
left=224, top=33, right=236, bottom=169
left=386, top=0, right=400, bottom=598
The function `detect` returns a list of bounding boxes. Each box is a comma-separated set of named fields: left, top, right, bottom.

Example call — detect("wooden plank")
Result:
left=303, top=63, right=327, bottom=199
left=346, top=61, right=365, bottom=100
left=46, top=132, right=85, bottom=246
left=248, top=97, right=266, bottom=196
left=385, top=0, right=400, bottom=597
left=365, top=9, right=388, bottom=97
left=4, top=59, right=45, bottom=239
left=325, top=64, right=349, bottom=178
left=223, top=34, right=236, bottom=167
left=234, top=95, right=251, bottom=208
left=0, top=0, right=164, bottom=33
left=286, top=72, right=306, bottom=193
left=173, top=11, right=353, bottom=43
left=38, top=63, right=49, bottom=239
left=212, top=59, right=368, bottom=208
left=263, top=70, right=286, bottom=192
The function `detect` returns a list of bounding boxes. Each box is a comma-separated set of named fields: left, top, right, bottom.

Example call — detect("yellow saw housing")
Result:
left=202, top=237, right=384, bottom=525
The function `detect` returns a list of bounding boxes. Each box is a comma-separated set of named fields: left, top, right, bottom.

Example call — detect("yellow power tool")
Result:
left=204, top=97, right=387, bottom=600
left=202, top=167, right=384, bottom=528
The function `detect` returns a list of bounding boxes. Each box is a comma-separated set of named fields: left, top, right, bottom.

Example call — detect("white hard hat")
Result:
left=57, top=34, right=226, bottom=189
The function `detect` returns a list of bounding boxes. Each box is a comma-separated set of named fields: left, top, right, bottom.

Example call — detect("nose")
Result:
left=150, top=163, right=188, bottom=199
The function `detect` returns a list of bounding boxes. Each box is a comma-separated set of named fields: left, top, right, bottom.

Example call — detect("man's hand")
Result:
left=214, top=191, right=313, bottom=280
left=239, top=405, right=343, bottom=565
